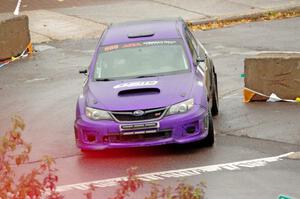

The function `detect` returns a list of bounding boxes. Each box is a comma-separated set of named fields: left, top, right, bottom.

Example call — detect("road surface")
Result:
left=0, top=17, right=299, bottom=198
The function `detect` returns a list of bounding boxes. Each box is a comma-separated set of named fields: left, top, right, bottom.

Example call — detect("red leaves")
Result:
left=16, top=170, right=44, bottom=199
left=46, top=191, right=64, bottom=199
left=43, top=173, right=59, bottom=191
left=0, top=116, right=64, bottom=199
left=12, top=115, right=25, bottom=131
left=15, top=152, right=29, bottom=166
left=108, top=167, right=143, bottom=199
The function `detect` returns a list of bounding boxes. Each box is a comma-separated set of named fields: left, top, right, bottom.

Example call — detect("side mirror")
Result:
left=196, top=57, right=205, bottom=64
left=79, top=69, right=88, bottom=74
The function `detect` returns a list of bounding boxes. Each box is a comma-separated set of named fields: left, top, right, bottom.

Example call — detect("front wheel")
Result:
left=211, top=73, right=219, bottom=116
left=201, top=111, right=215, bottom=147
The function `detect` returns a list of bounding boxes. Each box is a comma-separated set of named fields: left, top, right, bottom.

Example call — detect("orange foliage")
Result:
left=0, top=116, right=63, bottom=199
left=190, top=10, right=300, bottom=31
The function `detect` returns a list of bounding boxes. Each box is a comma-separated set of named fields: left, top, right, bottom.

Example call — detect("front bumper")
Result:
left=74, top=105, right=208, bottom=150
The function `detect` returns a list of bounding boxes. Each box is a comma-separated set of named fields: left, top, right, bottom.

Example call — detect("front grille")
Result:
left=120, top=122, right=159, bottom=131
left=108, top=129, right=172, bottom=143
left=111, top=108, right=166, bottom=122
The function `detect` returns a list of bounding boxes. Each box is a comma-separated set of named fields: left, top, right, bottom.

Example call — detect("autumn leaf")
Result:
left=190, top=9, right=300, bottom=31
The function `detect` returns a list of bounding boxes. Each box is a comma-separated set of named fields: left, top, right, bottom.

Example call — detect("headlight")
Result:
left=85, top=107, right=112, bottom=120
left=166, top=99, right=194, bottom=116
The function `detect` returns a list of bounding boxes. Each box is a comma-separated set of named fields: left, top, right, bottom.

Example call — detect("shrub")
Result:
left=0, top=116, right=63, bottom=199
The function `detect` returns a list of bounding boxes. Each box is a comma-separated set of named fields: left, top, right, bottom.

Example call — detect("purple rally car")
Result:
left=75, top=18, right=219, bottom=151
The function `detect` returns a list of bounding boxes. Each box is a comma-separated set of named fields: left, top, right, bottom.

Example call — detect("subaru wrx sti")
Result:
left=75, top=18, right=219, bottom=151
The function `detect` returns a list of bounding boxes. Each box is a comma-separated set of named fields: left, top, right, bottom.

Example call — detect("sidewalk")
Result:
left=1, top=0, right=300, bottom=43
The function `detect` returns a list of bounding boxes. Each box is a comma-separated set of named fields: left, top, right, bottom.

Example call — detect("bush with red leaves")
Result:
left=0, top=116, right=63, bottom=199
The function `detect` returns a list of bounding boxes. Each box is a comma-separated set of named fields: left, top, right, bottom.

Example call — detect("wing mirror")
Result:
left=196, top=57, right=205, bottom=64
left=79, top=69, right=88, bottom=75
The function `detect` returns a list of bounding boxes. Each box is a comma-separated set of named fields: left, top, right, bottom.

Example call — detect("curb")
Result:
left=188, top=5, right=300, bottom=26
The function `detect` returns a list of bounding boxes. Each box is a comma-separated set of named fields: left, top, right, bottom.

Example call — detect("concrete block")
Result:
left=245, top=53, right=300, bottom=100
left=0, top=15, right=30, bottom=60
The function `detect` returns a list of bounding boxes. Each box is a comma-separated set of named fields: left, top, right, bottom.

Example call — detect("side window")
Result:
left=186, top=27, right=210, bottom=74
left=188, top=28, right=207, bottom=60
left=187, top=29, right=198, bottom=51
left=185, top=28, right=198, bottom=64
left=198, top=42, right=208, bottom=61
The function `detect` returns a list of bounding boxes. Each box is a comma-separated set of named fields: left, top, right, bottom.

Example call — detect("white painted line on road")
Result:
left=13, top=0, right=22, bottom=15
left=56, top=152, right=294, bottom=193
left=25, top=78, right=48, bottom=83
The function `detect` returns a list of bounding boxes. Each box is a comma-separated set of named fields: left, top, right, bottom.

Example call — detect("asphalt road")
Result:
left=0, top=0, right=122, bottom=13
left=193, top=17, right=300, bottom=146
left=0, top=17, right=300, bottom=198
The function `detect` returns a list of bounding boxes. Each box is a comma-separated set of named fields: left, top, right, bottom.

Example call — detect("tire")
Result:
left=202, top=111, right=215, bottom=147
left=211, top=72, right=219, bottom=116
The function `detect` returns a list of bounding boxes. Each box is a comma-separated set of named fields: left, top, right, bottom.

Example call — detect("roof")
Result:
left=100, top=18, right=185, bottom=46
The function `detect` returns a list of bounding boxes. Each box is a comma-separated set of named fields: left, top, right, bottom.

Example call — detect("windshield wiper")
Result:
left=95, top=75, right=156, bottom=81
left=95, top=78, right=114, bottom=81
left=135, top=75, right=157, bottom=78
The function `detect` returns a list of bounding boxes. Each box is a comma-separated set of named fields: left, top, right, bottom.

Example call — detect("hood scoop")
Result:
left=118, top=88, right=160, bottom=97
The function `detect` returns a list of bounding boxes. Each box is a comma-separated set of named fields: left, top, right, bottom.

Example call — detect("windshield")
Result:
left=94, top=40, right=189, bottom=80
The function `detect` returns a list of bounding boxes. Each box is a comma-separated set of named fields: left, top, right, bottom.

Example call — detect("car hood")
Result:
left=86, top=73, right=195, bottom=111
